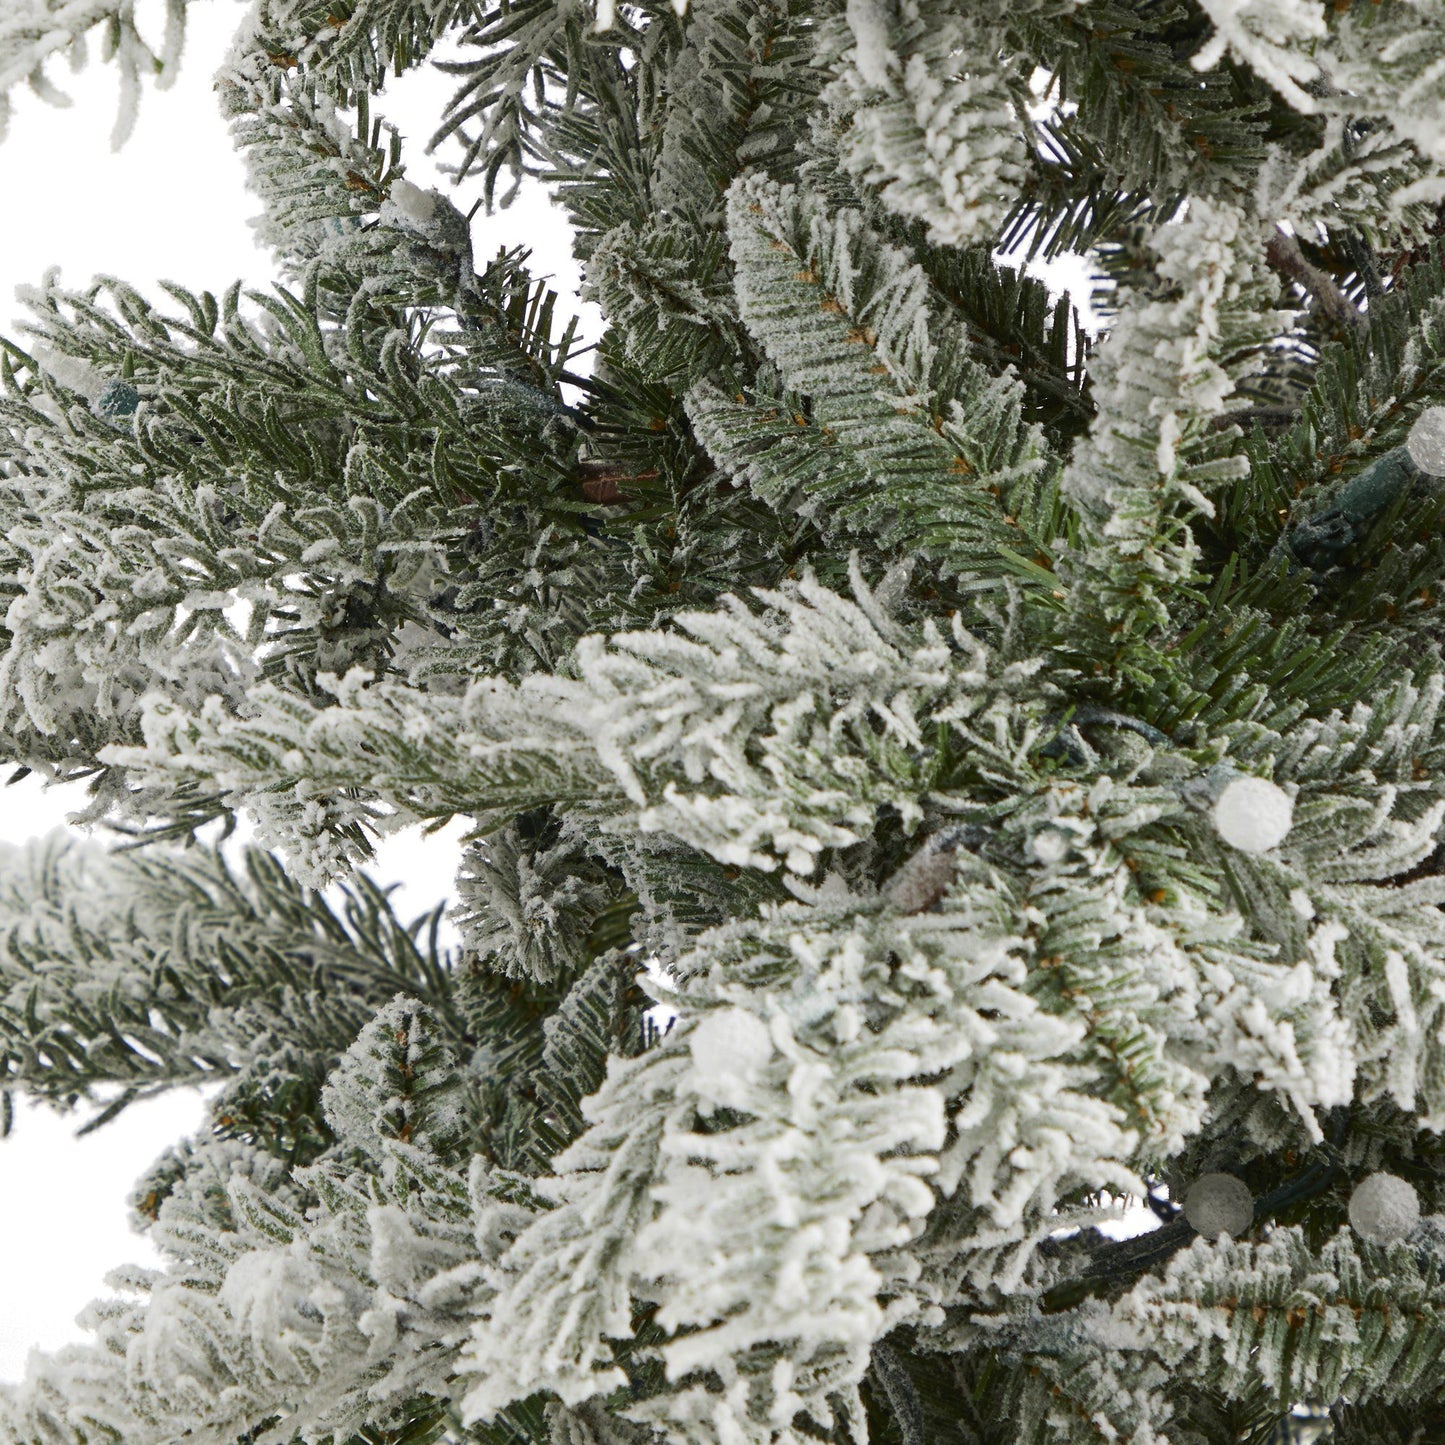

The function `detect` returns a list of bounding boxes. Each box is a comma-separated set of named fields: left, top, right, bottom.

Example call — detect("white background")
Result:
left=0, top=0, right=1109, bottom=1385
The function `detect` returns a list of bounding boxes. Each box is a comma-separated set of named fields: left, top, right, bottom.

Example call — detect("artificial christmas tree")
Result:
left=8, top=0, right=1445, bottom=1440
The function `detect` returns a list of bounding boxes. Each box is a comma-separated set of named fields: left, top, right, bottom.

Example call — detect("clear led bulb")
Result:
left=1348, top=1172, right=1421, bottom=1244
left=1183, top=1173, right=1254, bottom=1239
left=1406, top=407, right=1445, bottom=478
left=1211, top=775, right=1293, bottom=854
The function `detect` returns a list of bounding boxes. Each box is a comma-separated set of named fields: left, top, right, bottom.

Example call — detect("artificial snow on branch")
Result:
left=6, top=0, right=1445, bottom=1438
left=0, top=0, right=189, bottom=146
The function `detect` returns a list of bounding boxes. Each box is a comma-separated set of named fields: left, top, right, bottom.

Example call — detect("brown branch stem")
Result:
left=1265, top=228, right=1367, bottom=333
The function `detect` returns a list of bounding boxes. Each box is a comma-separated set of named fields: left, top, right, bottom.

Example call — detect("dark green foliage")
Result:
left=903, top=240, right=1093, bottom=444
left=1008, top=0, right=1270, bottom=259
left=255, top=0, right=472, bottom=99
left=1321, top=1401, right=1445, bottom=1444
left=433, top=0, right=594, bottom=200
left=703, top=176, right=1055, bottom=581
left=456, top=946, right=651, bottom=1174
left=0, top=839, right=458, bottom=1121
left=322, top=994, right=472, bottom=1161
